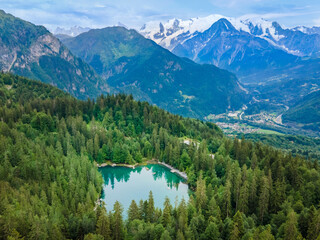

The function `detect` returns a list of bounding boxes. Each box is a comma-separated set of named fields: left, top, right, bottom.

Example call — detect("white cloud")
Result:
left=1, top=0, right=320, bottom=30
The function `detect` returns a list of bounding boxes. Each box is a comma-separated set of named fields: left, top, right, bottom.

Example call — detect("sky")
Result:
left=1, top=0, right=320, bottom=31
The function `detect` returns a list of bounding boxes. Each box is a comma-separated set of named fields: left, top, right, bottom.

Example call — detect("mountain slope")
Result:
left=172, top=18, right=298, bottom=77
left=2, top=73, right=320, bottom=239
left=0, top=10, right=108, bottom=99
left=141, top=15, right=320, bottom=58
left=63, top=27, right=247, bottom=118
left=141, top=15, right=320, bottom=83
left=283, top=90, right=320, bottom=131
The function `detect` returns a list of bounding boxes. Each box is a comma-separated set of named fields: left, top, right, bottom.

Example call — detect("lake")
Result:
left=99, top=164, right=190, bottom=215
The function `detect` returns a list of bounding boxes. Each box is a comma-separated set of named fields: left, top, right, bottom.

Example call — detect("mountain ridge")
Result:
left=62, top=26, right=248, bottom=118
left=0, top=9, right=110, bottom=99
left=141, top=15, right=320, bottom=83
left=141, top=14, right=320, bottom=57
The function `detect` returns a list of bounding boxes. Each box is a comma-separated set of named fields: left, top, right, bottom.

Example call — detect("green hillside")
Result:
left=63, top=27, right=247, bottom=118
left=283, top=90, right=320, bottom=131
left=1, top=73, right=320, bottom=239
left=243, top=133, right=320, bottom=160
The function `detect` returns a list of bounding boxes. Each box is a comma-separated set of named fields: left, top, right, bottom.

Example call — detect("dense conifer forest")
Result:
left=1, top=73, right=320, bottom=239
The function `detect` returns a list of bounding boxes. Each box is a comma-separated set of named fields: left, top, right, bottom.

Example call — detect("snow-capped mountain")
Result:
left=54, top=26, right=91, bottom=37
left=141, top=15, right=283, bottom=50
left=292, top=26, right=320, bottom=35
left=140, top=15, right=230, bottom=50
left=140, top=15, right=320, bottom=83
left=140, top=15, right=320, bottom=57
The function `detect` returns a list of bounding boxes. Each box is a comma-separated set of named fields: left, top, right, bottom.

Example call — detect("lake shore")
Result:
left=97, top=159, right=188, bottom=181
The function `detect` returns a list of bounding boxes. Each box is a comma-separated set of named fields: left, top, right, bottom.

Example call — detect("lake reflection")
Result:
left=99, top=164, right=190, bottom=214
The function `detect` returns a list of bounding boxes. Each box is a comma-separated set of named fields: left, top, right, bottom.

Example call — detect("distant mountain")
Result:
left=0, top=10, right=108, bottom=99
left=53, top=26, right=91, bottom=37
left=172, top=19, right=298, bottom=78
left=141, top=15, right=320, bottom=83
left=54, top=33, right=72, bottom=41
left=141, top=15, right=320, bottom=57
left=283, top=90, right=320, bottom=131
left=63, top=27, right=247, bottom=118
left=292, top=26, right=320, bottom=35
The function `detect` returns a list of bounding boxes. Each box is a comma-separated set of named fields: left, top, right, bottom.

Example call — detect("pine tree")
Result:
left=284, top=210, right=302, bottom=240
left=195, top=173, right=207, bottom=210
left=232, top=211, right=244, bottom=238
left=128, top=200, right=140, bottom=222
left=238, top=180, right=249, bottom=214
left=147, top=191, right=155, bottom=222
left=112, top=201, right=124, bottom=240
left=96, top=208, right=111, bottom=240
left=176, top=230, right=185, bottom=240
left=162, top=197, right=172, bottom=227
left=223, top=180, right=232, bottom=218
left=177, top=199, right=188, bottom=233
left=259, top=176, right=270, bottom=223
left=204, top=222, right=220, bottom=240
left=253, top=225, right=275, bottom=240
left=160, top=230, right=172, bottom=240
left=207, top=196, right=221, bottom=221
left=307, top=208, right=320, bottom=240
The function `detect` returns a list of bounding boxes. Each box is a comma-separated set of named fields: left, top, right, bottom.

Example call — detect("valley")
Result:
left=2, top=7, right=320, bottom=239
left=207, top=98, right=320, bottom=137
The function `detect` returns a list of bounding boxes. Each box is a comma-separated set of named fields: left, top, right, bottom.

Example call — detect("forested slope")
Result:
left=63, top=27, right=246, bottom=118
left=1, top=73, right=320, bottom=239
left=283, top=90, right=320, bottom=132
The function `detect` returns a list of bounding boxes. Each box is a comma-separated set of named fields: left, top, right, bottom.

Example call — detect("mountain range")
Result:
left=54, top=26, right=91, bottom=37
left=1, top=9, right=320, bottom=134
left=62, top=27, right=247, bottom=118
left=141, top=15, right=320, bottom=83
left=0, top=10, right=247, bottom=118
left=141, top=15, right=320, bottom=58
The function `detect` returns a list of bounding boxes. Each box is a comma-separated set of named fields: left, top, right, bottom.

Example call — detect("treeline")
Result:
left=1, top=73, right=320, bottom=239
left=243, top=133, right=320, bottom=160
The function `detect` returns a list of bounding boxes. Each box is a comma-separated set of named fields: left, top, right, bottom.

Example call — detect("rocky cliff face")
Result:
left=0, top=10, right=108, bottom=99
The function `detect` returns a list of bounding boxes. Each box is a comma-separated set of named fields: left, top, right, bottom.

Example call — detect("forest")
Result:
left=242, top=133, right=320, bottom=160
left=0, top=73, right=320, bottom=239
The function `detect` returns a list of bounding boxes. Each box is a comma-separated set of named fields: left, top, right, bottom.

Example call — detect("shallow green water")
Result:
left=99, top=164, right=190, bottom=214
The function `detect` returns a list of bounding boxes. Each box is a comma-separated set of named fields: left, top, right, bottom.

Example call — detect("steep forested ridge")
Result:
left=1, top=73, right=320, bottom=240
left=283, top=90, right=320, bottom=132
left=62, top=27, right=247, bottom=118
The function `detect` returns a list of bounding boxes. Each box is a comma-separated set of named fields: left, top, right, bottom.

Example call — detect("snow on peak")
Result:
left=140, top=14, right=288, bottom=50
left=238, top=16, right=285, bottom=41
left=140, top=14, right=229, bottom=49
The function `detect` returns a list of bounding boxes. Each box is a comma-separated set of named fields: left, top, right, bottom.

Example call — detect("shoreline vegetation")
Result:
left=96, top=159, right=188, bottom=181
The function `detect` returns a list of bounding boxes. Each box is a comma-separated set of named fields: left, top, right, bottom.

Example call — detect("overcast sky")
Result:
left=1, top=0, right=320, bottom=31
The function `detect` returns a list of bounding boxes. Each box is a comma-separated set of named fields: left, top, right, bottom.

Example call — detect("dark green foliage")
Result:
left=283, top=90, right=320, bottom=131
left=244, top=133, right=320, bottom=159
left=63, top=27, right=246, bottom=118
left=1, top=73, right=320, bottom=239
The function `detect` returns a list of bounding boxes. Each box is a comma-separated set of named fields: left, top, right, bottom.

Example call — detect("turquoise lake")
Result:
left=99, top=164, right=190, bottom=214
